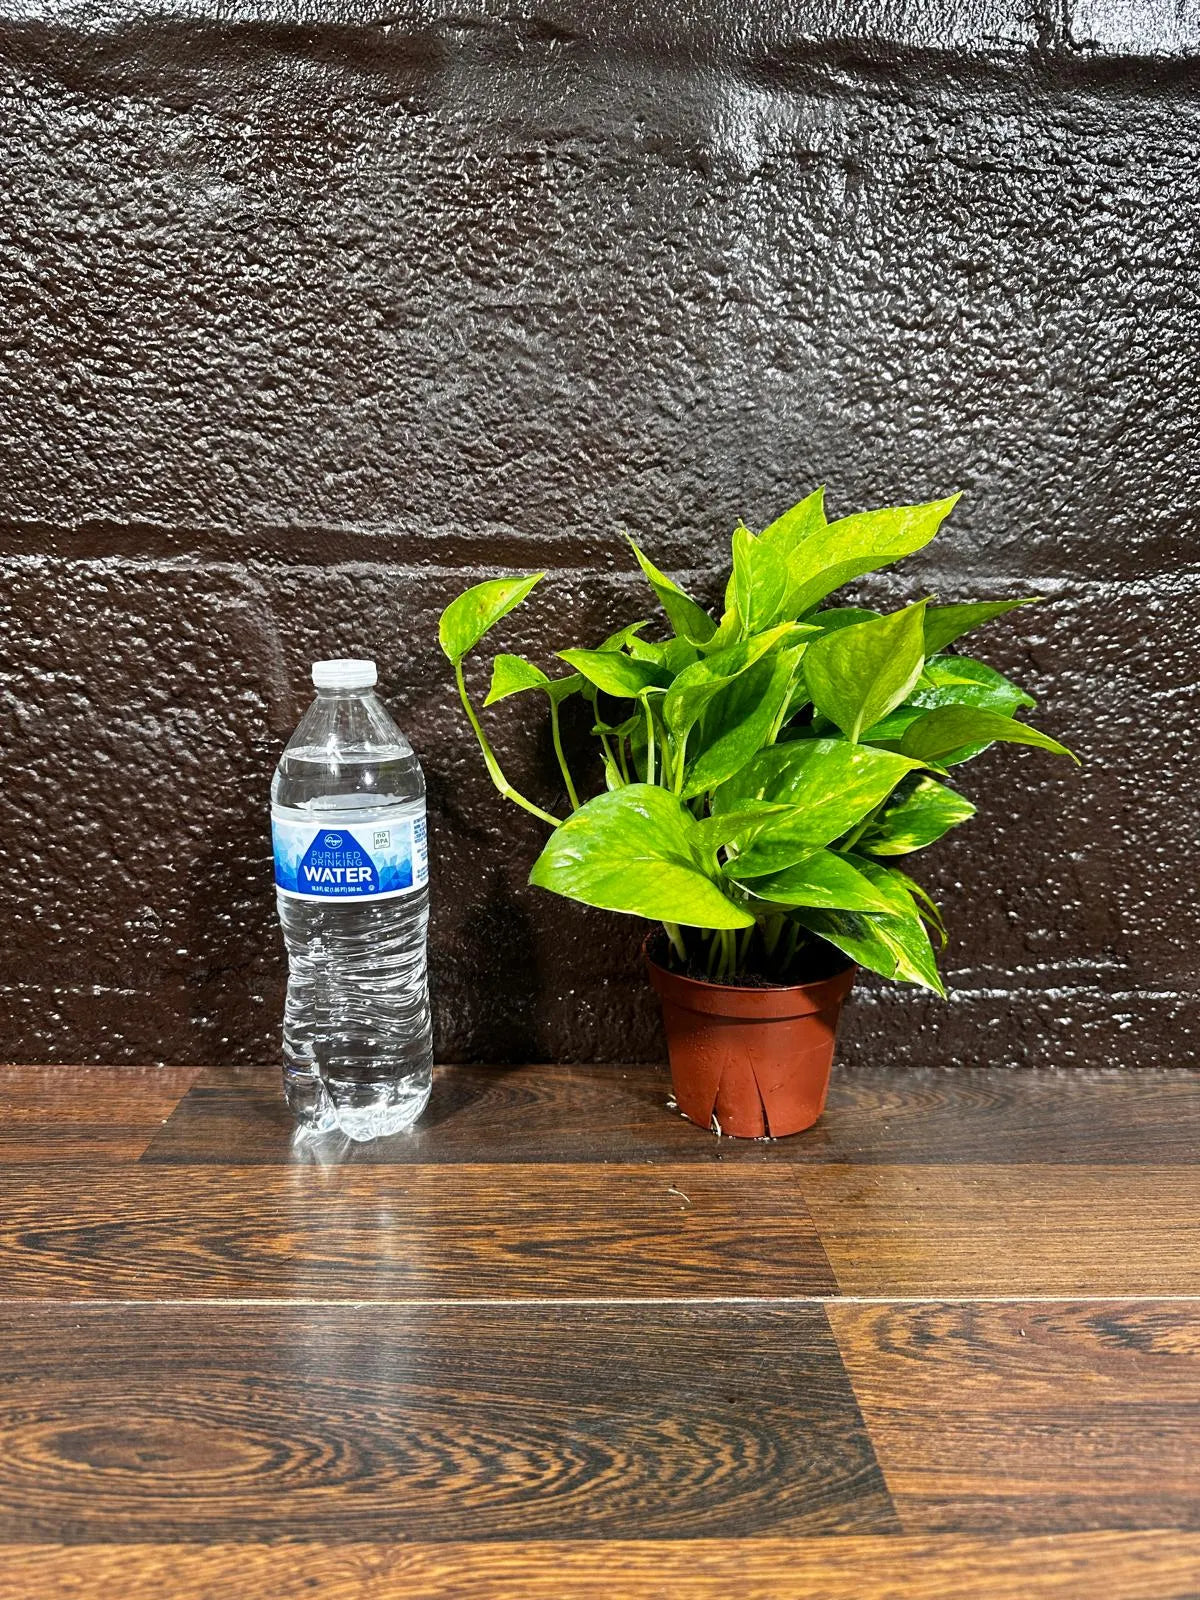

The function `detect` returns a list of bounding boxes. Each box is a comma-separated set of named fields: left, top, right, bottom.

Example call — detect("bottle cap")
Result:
left=311, top=658, right=378, bottom=690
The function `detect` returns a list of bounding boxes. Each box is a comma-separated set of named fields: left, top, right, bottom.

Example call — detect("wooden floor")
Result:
left=0, top=1063, right=1197, bottom=1599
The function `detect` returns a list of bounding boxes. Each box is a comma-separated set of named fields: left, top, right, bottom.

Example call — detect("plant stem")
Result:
left=454, top=661, right=559, bottom=828
left=599, top=733, right=623, bottom=788
left=643, top=698, right=656, bottom=788
left=657, top=735, right=672, bottom=791
left=548, top=698, right=580, bottom=811
left=673, top=728, right=687, bottom=795
left=663, top=921, right=686, bottom=965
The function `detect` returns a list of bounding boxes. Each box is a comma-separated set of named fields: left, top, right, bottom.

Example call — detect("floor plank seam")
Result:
left=2, top=1294, right=1198, bottom=1308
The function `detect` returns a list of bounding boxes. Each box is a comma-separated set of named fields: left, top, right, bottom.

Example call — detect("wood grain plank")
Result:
left=819, top=1068, right=1200, bottom=1167
left=139, top=1064, right=1200, bottom=1166
left=3, top=1534, right=1200, bottom=1600
left=0, top=1303, right=893, bottom=1542
left=0, top=1163, right=836, bottom=1299
left=0, top=1067, right=198, bottom=1163
left=829, top=1300, right=1200, bottom=1533
left=798, top=1165, right=1200, bottom=1296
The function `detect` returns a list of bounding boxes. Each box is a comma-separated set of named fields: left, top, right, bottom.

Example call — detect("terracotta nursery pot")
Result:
left=644, top=938, right=857, bottom=1138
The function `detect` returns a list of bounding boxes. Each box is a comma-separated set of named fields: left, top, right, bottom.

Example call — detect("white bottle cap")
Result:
left=311, top=658, right=378, bottom=690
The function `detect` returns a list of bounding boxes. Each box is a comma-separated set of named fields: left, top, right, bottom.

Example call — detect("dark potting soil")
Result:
left=645, top=928, right=851, bottom=990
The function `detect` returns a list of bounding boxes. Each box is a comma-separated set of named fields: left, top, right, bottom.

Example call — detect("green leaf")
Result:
left=758, top=486, right=827, bottom=554
left=859, top=656, right=1035, bottom=748
left=923, top=599, right=1039, bottom=656
left=544, top=674, right=584, bottom=706
left=438, top=574, right=543, bottom=664
left=783, top=494, right=959, bottom=617
left=852, top=858, right=948, bottom=949
left=627, top=539, right=717, bottom=644
left=631, top=635, right=701, bottom=677
left=485, top=655, right=582, bottom=707
left=846, top=856, right=931, bottom=917
left=714, top=736, right=922, bottom=818
left=858, top=706, right=927, bottom=747
left=693, top=804, right=789, bottom=858
left=743, top=850, right=899, bottom=913
left=718, top=814, right=834, bottom=879
left=702, top=529, right=808, bottom=656
left=482, top=654, right=546, bottom=705
left=591, top=708, right=640, bottom=737
left=862, top=776, right=976, bottom=856
left=810, top=607, right=883, bottom=635
left=913, top=655, right=1035, bottom=715
left=804, top=602, right=928, bottom=743
left=596, top=621, right=651, bottom=652
left=681, top=648, right=802, bottom=799
left=662, top=624, right=809, bottom=743
left=557, top=648, right=673, bottom=699
left=900, top=706, right=1078, bottom=766
left=732, top=524, right=790, bottom=633
left=794, top=905, right=946, bottom=995
left=485, top=653, right=548, bottom=702
left=889, top=866, right=947, bottom=944
left=699, top=604, right=744, bottom=654
left=528, top=784, right=754, bottom=929
left=714, top=738, right=922, bottom=876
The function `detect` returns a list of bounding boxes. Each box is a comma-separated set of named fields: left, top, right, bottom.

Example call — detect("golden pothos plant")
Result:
left=440, top=490, right=1076, bottom=991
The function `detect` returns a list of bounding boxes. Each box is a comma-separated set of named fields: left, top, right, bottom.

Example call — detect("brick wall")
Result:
left=1, top=0, right=1196, bottom=1065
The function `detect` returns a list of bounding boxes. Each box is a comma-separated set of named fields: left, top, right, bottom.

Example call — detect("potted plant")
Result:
left=439, top=489, right=1076, bottom=1137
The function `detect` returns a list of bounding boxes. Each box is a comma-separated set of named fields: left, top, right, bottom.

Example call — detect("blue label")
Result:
left=272, top=811, right=428, bottom=900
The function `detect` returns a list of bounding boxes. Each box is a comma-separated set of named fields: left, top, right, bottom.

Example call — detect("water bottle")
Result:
left=270, top=659, right=432, bottom=1140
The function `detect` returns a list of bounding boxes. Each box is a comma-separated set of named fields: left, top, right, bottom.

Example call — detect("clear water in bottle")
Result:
left=271, top=659, right=432, bottom=1141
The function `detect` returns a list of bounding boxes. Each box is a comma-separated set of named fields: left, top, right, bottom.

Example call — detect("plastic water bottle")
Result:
left=270, top=659, right=432, bottom=1139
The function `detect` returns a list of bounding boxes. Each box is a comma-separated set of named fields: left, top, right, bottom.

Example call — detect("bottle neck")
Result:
left=316, top=686, right=376, bottom=701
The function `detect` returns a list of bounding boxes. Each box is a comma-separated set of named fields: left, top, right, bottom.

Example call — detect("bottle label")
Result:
left=272, top=810, right=428, bottom=901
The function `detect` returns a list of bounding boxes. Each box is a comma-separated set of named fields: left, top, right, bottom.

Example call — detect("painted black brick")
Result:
left=0, top=0, right=1196, bottom=1064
